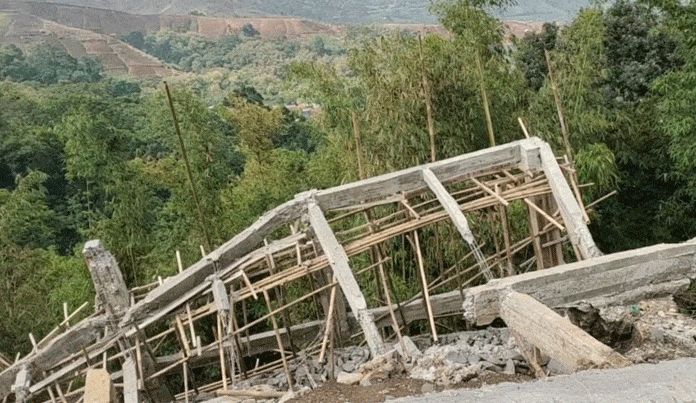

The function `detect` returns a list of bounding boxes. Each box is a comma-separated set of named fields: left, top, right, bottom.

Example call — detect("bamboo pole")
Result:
left=262, top=290, right=294, bottom=392
left=544, top=50, right=573, bottom=163
left=378, top=260, right=407, bottom=357
left=496, top=184, right=514, bottom=276
left=352, top=112, right=365, bottom=180
left=419, top=34, right=437, bottom=162
left=518, top=117, right=530, bottom=139
left=216, top=316, right=228, bottom=390
left=318, top=276, right=337, bottom=364
left=412, top=231, right=438, bottom=343
left=563, top=155, right=591, bottom=223
left=476, top=52, right=495, bottom=147
left=523, top=198, right=565, bottom=231
left=164, top=81, right=212, bottom=252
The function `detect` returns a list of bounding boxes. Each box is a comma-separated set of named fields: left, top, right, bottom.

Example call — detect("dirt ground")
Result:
left=290, top=372, right=533, bottom=403
left=290, top=296, right=696, bottom=403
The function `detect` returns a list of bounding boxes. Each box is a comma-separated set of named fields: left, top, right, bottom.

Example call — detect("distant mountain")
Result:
left=4, top=0, right=591, bottom=24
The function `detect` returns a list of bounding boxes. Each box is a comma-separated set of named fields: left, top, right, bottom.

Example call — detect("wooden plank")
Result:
left=529, top=139, right=601, bottom=259
left=307, top=201, right=386, bottom=356
left=463, top=242, right=696, bottom=326
left=500, top=290, right=629, bottom=372
left=122, top=358, right=138, bottom=403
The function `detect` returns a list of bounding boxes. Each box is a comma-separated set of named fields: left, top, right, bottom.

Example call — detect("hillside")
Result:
left=0, top=1, right=344, bottom=38
left=5, top=0, right=590, bottom=24
left=0, top=9, right=173, bottom=78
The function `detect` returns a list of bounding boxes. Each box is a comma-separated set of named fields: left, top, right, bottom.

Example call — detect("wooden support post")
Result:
left=421, top=168, right=494, bottom=281
left=413, top=231, right=438, bottom=343
left=307, top=200, right=386, bottom=357
left=500, top=289, right=629, bottom=373
left=262, top=290, right=294, bottom=392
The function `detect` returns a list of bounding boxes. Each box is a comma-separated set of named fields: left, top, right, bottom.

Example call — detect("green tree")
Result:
left=0, top=170, right=56, bottom=248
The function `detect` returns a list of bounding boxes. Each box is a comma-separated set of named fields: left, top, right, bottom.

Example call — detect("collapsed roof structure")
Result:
left=3, top=137, right=693, bottom=403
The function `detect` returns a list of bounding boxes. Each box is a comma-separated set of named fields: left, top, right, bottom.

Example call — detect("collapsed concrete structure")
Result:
left=1, top=137, right=694, bottom=403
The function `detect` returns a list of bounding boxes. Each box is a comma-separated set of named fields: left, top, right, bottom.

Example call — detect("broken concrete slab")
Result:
left=463, top=242, right=696, bottom=326
left=500, top=289, right=630, bottom=373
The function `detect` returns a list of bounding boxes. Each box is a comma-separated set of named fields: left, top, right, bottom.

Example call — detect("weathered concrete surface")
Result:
left=463, top=242, right=696, bottom=326
left=499, top=290, right=629, bottom=373
left=83, top=239, right=130, bottom=318
left=389, top=357, right=696, bottom=403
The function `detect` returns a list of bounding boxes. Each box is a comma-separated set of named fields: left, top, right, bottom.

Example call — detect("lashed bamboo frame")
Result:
left=0, top=138, right=599, bottom=403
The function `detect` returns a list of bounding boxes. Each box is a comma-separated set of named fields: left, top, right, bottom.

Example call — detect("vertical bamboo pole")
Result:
left=564, top=155, right=591, bottom=223
left=476, top=52, right=495, bottom=147
left=526, top=177, right=544, bottom=271
left=518, top=117, right=531, bottom=139
left=135, top=339, right=144, bottom=390
left=262, top=290, right=294, bottom=392
left=544, top=50, right=573, bottom=163
left=176, top=250, right=183, bottom=274
left=182, top=361, right=189, bottom=403
left=378, top=261, right=407, bottom=357
left=216, top=315, right=228, bottom=390
left=496, top=184, right=514, bottom=276
left=63, top=303, right=70, bottom=327
left=418, top=34, right=437, bottom=162
left=318, top=278, right=337, bottom=363
left=351, top=112, right=365, bottom=180
left=413, top=231, right=438, bottom=343
left=164, top=81, right=212, bottom=252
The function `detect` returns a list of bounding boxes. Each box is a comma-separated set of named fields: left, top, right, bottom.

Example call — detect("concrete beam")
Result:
left=500, top=289, right=629, bottom=372
left=463, top=242, right=696, bottom=326
left=307, top=200, right=386, bottom=356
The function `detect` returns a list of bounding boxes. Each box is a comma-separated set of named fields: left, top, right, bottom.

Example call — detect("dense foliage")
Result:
left=2, top=0, right=696, bottom=356
left=0, top=45, right=103, bottom=84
